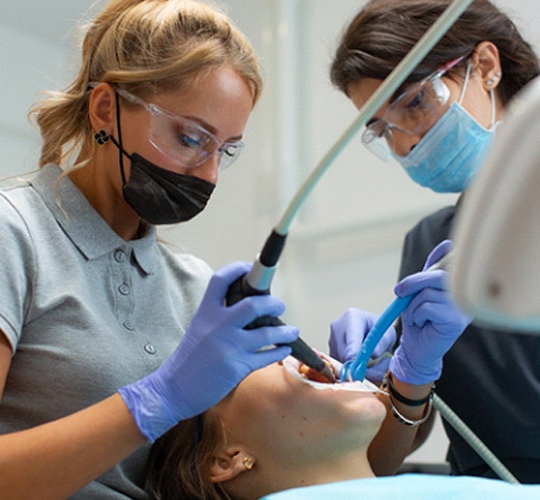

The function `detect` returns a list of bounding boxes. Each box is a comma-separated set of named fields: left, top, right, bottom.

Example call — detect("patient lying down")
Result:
left=146, top=356, right=540, bottom=499
left=145, top=355, right=384, bottom=500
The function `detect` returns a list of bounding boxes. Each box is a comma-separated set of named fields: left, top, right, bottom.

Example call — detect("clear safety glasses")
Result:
left=361, top=56, right=466, bottom=161
left=115, top=88, right=244, bottom=170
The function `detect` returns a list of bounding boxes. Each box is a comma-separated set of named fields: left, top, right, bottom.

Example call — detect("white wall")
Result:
left=2, top=0, right=540, bottom=466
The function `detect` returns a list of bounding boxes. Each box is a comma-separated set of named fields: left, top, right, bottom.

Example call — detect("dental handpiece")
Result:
left=342, top=251, right=453, bottom=382
left=226, top=231, right=337, bottom=384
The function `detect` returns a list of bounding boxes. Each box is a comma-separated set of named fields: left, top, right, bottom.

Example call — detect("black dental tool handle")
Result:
left=226, top=272, right=329, bottom=374
left=225, top=230, right=332, bottom=378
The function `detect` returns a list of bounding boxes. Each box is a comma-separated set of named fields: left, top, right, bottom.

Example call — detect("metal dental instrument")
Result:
left=341, top=251, right=453, bottom=382
left=226, top=0, right=474, bottom=384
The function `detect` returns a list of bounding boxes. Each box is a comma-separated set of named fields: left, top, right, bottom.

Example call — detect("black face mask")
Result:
left=110, top=94, right=215, bottom=225
left=121, top=152, right=215, bottom=225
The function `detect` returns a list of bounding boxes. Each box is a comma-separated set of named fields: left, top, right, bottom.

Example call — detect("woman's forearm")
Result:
left=367, top=375, right=434, bottom=476
left=0, top=394, right=146, bottom=499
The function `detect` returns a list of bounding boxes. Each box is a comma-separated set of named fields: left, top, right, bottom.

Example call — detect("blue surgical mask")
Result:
left=394, top=64, right=498, bottom=193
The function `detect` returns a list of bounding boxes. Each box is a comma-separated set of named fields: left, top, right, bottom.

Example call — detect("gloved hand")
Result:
left=389, top=240, right=472, bottom=385
left=119, top=261, right=299, bottom=442
left=329, top=308, right=397, bottom=382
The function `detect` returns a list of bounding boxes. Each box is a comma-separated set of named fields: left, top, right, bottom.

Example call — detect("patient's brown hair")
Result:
left=145, top=413, right=231, bottom=500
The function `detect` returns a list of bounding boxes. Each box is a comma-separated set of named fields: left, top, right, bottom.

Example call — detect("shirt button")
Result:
left=114, top=250, right=127, bottom=263
left=118, top=283, right=130, bottom=295
left=144, top=344, right=156, bottom=355
left=123, top=320, right=134, bottom=331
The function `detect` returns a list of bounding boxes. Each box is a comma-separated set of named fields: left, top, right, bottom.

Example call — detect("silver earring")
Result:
left=486, top=72, right=502, bottom=86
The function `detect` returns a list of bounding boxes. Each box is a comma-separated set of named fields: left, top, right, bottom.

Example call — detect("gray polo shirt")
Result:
left=0, top=164, right=213, bottom=498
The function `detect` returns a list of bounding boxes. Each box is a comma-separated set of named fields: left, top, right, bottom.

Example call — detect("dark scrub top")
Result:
left=398, top=201, right=540, bottom=484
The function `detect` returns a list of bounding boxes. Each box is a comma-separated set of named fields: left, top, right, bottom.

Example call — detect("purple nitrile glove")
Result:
left=119, top=261, right=299, bottom=442
left=329, top=308, right=397, bottom=382
left=389, top=240, right=472, bottom=385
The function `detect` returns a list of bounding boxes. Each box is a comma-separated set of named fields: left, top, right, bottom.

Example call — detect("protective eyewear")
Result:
left=361, top=56, right=466, bottom=161
left=115, top=88, right=244, bottom=170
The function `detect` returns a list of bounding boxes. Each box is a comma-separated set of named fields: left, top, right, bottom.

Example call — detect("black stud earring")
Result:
left=94, top=130, right=110, bottom=146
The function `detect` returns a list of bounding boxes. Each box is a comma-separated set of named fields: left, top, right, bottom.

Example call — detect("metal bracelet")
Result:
left=388, top=392, right=434, bottom=427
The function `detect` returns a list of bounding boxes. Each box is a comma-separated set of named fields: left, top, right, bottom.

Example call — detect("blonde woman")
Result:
left=0, top=1, right=299, bottom=497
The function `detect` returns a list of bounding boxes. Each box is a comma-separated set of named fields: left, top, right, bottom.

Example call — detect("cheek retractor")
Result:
left=282, top=356, right=383, bottom=394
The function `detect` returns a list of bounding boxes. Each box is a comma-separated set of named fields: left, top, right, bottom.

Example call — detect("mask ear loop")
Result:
left=457, top=61, right=471, bottom=105
left=488, top=88, right=496, bottom=128
left=458, top=61, right=496, bottom=129
left=113, top=91, right=129, bottom=188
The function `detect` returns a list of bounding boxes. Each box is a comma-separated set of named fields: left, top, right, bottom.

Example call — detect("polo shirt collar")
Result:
left=32, top=164, right=158, bottom=274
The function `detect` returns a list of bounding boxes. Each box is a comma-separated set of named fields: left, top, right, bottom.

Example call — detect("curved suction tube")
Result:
left=343, top=251, right=453, bottom=382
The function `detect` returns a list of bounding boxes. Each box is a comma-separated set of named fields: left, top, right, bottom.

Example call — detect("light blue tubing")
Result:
left=340, top=295, right=413, bottom=382
left=342, top=252, right=453, bottom=382
left=434, top=394, right=520, bottom=484
left=275, top=0, right=475, bottom=236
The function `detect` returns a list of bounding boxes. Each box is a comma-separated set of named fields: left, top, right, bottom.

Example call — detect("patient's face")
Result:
left=209, top=357, right=386, bottom=464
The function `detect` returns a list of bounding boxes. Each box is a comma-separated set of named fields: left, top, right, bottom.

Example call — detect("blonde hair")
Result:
left=30, top=0, right=263, bottom=169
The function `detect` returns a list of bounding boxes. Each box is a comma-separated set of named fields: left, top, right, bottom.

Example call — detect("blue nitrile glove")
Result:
left=329, top=308, right=397, bottom=382
left=389, top=240, right=472, bottom=385
left=119, top=261, right=299, bottom=442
